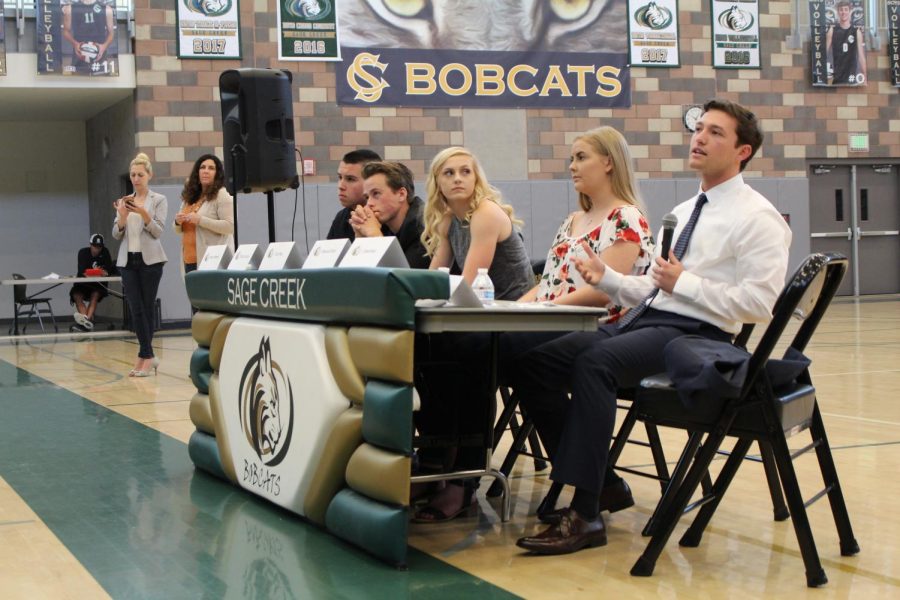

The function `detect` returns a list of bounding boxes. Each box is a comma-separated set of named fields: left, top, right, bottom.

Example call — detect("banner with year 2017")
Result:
left=278, top=0, right=341, bottom=61
left=889, top=0, right=900, bottom=87
left=176, top=0, right=242, bottom=59
left=628, top=0, right=680, bottom=67
left=711, top=0, right=760, bottom=68
left=37, top=0, right=119, bottom=76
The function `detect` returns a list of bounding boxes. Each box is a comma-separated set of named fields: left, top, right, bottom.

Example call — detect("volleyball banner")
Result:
left=36, top=0, right=119, bottom=76
left=0, top=4, right=6, bottom=75
left=889, top=0, right=900, bottom=87
left=176, top=0, right=242, bottom=59
left=810, top=0, right=867, bottom=86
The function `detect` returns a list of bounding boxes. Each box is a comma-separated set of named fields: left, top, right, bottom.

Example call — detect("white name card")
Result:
left=198, top=244, right=233, bottom=271
left=227, top=244, right=263, bottom=271
left=259, top=242, right=304, bottom=270
left=302, top=239, right=350, bottom=269
left=448, top=275, right=483, bottom=308
left=337, top=237, right=409, bottom=269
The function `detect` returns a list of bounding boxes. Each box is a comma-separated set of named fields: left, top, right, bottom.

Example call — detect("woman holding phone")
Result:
left=112, top=152, right=167, bottom=377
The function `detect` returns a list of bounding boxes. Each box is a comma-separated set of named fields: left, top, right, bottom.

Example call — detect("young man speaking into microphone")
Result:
left=511, top=98, right=792, bottom=555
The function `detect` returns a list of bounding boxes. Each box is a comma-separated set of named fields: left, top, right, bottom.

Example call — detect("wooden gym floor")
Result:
left=0, top=295, right=897, bottom=598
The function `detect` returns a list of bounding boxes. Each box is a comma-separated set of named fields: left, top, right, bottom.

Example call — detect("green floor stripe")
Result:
left=0, top=361, right=518, bottom=599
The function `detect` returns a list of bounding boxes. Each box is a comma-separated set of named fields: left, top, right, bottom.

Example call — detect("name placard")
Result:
left=302, top=239, right=350, bottom=269
left=448, top=275, right=483, bottom=308
left=259, top=242, right=304, bottom=270
left=199, top=244, right=233, bottom=271
left=228, top=244, right=264, bottom=271
left=337, top=237, right=409, bottom=269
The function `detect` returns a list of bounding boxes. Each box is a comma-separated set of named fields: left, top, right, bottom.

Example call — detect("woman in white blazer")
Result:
left=173, top=154, right=235, bottom=276
left=112, top=152, right=167, bottom=377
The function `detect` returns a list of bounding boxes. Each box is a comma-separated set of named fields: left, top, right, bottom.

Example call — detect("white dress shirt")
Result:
left=597, top=174, right=792, bottom=335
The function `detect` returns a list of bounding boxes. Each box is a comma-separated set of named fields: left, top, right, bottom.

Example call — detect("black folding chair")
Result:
left=631, top=253, right=859, bottom=587
left=10, top=274, right=58, bottom=334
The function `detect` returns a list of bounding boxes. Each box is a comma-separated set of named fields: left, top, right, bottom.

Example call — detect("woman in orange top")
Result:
left=174, top=155, right=235, bottom=276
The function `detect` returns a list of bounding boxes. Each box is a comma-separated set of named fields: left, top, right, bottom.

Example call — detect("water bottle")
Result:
left=472, top=268, right=495, bottom=305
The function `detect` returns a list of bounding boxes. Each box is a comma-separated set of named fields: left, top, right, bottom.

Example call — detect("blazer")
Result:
left=112, top=189, right=168, bottom=267
left=173, top=187, right=235, bottom=269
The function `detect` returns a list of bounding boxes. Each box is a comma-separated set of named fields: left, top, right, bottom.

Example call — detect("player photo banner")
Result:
left=278, top=0, right=340, bottom=61
left=37, top=0, right=119, bottom=76
left=628, top=0, right=680, bottom=67
left=888, top=0, right=900, bottom=87
left=810, top=0, right=867, bottom=86
left=0, top=4, right=6, bottom=75
left=711, top=0, right=760, bottom=68
left=177, top=0, right=242, bottom=59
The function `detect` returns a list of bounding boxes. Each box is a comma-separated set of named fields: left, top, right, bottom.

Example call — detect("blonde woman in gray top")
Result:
left=112, top=152, right=167, bottom=377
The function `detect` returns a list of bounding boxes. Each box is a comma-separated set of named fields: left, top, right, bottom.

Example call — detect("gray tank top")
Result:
left=448, top=216, right=533, bottom=300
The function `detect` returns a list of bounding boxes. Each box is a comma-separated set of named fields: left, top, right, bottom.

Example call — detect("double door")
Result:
left=809, top=164, right=899, bottom=296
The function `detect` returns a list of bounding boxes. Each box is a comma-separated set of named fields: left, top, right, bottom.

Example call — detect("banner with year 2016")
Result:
left=176, top=0, right=242, bottom=59
left=278, top=0, right=341, bottom=61
left=711, top=0, right=760, bottom=69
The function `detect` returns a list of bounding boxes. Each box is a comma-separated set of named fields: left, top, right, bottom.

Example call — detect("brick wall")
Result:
left=133, top=0, right=900, bottom=185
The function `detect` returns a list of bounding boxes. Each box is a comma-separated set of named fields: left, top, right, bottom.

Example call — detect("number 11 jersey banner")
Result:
left=37, top=0, right=119, bottom=76
left=177, top=0, right=242, bottom=60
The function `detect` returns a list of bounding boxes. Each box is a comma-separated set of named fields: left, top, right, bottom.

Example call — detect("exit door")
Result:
left=809, top=163, right=900, bottom=295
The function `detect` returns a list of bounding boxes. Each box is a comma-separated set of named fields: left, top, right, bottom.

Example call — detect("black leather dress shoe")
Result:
left=537, top=479, right=634, bottom=525
left=516, top=508, right=607, bottom=555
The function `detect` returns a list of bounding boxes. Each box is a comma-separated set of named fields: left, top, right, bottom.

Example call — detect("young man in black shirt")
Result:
left=325, top=149, right=382, bottom=241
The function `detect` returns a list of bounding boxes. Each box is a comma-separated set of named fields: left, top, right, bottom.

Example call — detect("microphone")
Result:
left=660, top=213, right=678, bottom=261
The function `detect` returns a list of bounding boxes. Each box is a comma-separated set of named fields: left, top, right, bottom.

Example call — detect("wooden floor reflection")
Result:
left=0, top=296, right=898, bottom=598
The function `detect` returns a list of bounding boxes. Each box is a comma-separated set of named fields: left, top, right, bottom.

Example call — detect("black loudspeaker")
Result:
left=219, top=68, right=299, bottom=194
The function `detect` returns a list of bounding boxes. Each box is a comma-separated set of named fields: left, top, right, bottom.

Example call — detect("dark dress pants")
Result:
left=121, top=253, right=164, bottom=359
left=513, top=309, right=732, bottom=494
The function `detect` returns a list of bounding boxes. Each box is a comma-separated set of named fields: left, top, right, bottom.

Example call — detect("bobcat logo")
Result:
left=717, top=5, right=754, bottom=32
left=184, top=0, right=231, bottom=17
left=346, top=52, right=391, bottom=102
left=634, top=2, right=673, bottom=29
left=285, top=0, right=332, bottom=20
left=239, top=337, right=294, bottom=466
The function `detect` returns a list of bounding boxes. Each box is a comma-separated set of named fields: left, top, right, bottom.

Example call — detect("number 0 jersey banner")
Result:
left=888, top=0, right=900, bottom=87
left=337, top=0, right=630, bottom=108
left=37, top=0, right=119, bottom=76
left=628, top=0, right=680, bottom=67
left=177, top=0, right=242, bottom=59
left=810, top=0, right=867, bottom=86
left=711, top=0, right=760, bottom=68
left=278, top=0, right=340, bottom=61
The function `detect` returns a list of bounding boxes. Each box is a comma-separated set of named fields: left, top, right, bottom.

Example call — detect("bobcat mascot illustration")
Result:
left=240, top=337, right=294, bottom=466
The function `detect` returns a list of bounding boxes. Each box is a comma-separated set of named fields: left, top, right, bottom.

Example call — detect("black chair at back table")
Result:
left=630, top=252, right=858, bottom=587
left=10, top=274, right=58, bottom=334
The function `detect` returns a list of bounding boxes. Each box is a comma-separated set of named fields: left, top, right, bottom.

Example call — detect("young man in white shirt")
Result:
left=514, top=98, right=792, bottom=555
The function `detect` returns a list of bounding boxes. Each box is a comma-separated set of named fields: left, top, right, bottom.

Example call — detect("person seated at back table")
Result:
left=327, top=149, right=382, bottom=241
left=514, top=98, right=792, bottom=555
left=348, top=161, right=430, bottom=268
left=411, top=146, right=534, bottom=522
left=70, top=233, right=116, bottom=331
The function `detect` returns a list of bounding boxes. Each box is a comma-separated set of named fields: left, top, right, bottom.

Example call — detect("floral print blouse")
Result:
left=536, top=205, right=655, bottom=321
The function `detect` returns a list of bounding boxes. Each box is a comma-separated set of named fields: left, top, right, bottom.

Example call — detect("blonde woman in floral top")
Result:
left=518, top=126, right=654, bottom=322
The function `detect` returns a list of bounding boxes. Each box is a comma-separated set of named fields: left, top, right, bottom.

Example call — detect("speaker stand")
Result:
left=266, top=190, right=276, bottom=243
